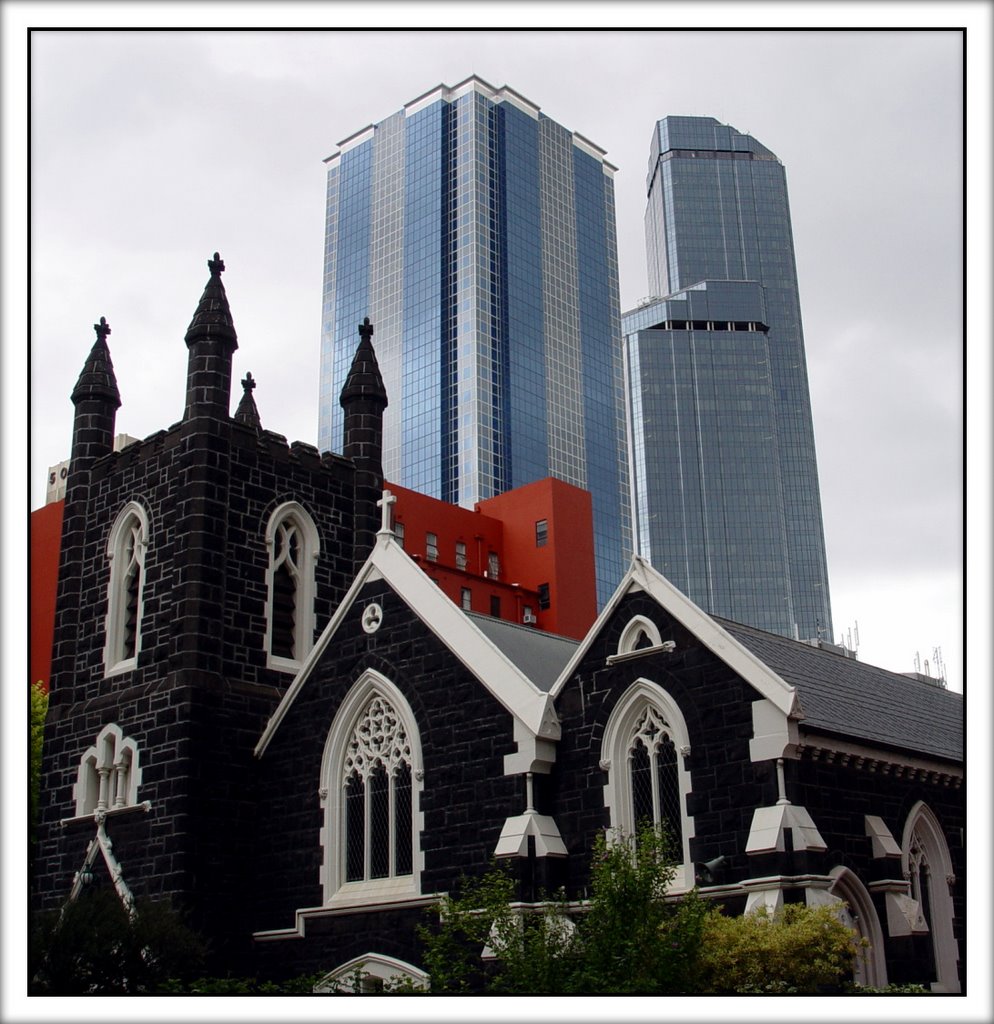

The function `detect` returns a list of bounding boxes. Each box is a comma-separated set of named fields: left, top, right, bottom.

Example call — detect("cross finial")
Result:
left=93, top=316, right=111, bottom=341
left=208, top=251, right=225, bottom=276
left=242, top=371, right=256, bottom=393
left=358, top=316, right=373, bottom=342
left=377, top=489, right=397, bottom=535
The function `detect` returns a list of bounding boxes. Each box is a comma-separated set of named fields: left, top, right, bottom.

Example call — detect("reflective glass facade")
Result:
left=319, top=79, right=631, bottom=604
left=625, top=117, right=832, bottom=640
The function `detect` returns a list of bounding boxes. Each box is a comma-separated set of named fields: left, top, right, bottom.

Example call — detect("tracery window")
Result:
left=901, top=801, right=960, bottom=992
left=628, top=705, right=683, bottom=850
left=343, top=695, right=414, bottom=883
left=104, top=502, right=149, bottom=675
left=265, top=502, right=319, bottom=671
left=601, top=680, right=695, bottom=889
left=320, top=671, right=423, bottom=904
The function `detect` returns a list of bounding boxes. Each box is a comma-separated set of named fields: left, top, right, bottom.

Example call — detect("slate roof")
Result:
left=716, top=617, right=963, bottom=763
left=466, top=613, right=579, bottom=694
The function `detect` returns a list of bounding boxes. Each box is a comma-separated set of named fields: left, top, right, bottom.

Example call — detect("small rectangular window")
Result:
left=538, top=583, right=551, bottom=610
left=488, top=552, right=500, bottom=580
left=395, top=522, right=405, bottom=549
left=426, top=533, right=438, bottom=562
left=461, top=587, right=472, bottom=611
left=456, top=541, right=467, bottom=570
left=535, top=519, right=548, bottom=547
left=490, top=595, right=501, bottom=617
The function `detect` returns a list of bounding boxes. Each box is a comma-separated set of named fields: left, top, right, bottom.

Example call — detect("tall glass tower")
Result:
left=623, top=116, right=832, bottom=641
left=318, top=77, right=631, bottom=604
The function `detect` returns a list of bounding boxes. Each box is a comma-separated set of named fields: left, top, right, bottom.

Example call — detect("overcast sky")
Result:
left=3, top=4, right=992, bottom=1021
left=10, top=9, right=984, bottom=699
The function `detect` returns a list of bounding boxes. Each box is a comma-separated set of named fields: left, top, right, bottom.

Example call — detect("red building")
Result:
left=386, top=476, right=597, bottom=641
left=29, top=475, right=597, bottom=691
left=30, top=500, right=64, bottom=692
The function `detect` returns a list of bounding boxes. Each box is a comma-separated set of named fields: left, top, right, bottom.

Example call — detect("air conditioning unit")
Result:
left=523, top=609, right=537, bottom=624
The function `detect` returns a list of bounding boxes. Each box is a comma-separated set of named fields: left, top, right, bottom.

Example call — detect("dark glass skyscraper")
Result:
left=623, top=116, right=832, bottom=640
left=318, top=77, right=631, bottom=604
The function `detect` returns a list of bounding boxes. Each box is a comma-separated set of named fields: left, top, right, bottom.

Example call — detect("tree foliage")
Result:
left=696, top=901, right=866, bottom=994
left=30, top=889, right=207, bottom=994
left=30, top=681, right=48, bottom=857
left=416, top=824, right=863, bottom=995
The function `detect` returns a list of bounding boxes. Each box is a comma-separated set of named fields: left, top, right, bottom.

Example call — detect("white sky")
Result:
left=3, top=6, right=991, bottom=1020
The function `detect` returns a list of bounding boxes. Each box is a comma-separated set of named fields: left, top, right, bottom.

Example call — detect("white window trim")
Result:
left=314, top=953, right=429, bottom=993
left=318, top=669, right=424, bottom=906
left=103, top=501, right=149, bottom=676
left=72, top=723, right=142, bottom=817
left=828, top=865, right=889, bottom=988
left=264, top=501, right=320, bottom=673
left=901, top=800, right=960, bottom=992
left=617, top=614, right=662, bottom=656
left=600, top=678, right=695, bottom=891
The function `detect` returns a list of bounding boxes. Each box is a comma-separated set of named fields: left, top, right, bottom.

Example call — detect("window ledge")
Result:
left=327, top=878, right=418, bottom=908
left=606, top=643, right=676, bottom=665
left=60, top=800, right=152, bottom=827
left=104, top=656, right=139, bottom=679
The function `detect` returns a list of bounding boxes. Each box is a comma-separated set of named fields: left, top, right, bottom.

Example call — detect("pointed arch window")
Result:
left=902, top=802, right=960, bottom=992
left=601, top=680, right=695, bottom=889
left=73, top=723, right=141, bottom=817
left=320, top=671, right=423, bottom=905
left=104, top=502, right=149, bottom=676
left=265, top=502, right=320, bottom=672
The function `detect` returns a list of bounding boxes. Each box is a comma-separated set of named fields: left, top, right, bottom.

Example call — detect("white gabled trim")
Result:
left=252, top=893, right=444, bottom=942
left=494, top=811, right=568, bottom=859
left=256, top=532, right=559, bottom=758
left=314, top=953, right=429, bottom=993
left=550, top=556, right=799, bottom=718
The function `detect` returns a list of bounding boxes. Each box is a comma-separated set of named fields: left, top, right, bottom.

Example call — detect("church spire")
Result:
left=233, top=371, right=263, bottom=431
left=183, top=252, right=238, bottom=421
left=70, top=316, right=121, bottom=466
left=341, top=318, right=387, bottom=571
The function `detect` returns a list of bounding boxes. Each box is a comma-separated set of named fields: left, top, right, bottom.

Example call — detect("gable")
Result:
left=255, top=533, right=560, bottom=759
left=551, top=556, right=800, bottom=717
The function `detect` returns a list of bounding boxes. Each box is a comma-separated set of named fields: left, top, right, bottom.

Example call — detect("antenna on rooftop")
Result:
left=914, top=651, right=921, bottom=674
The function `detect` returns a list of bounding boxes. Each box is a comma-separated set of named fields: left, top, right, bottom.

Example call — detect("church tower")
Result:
left=34, top=254, right=386, bottom=972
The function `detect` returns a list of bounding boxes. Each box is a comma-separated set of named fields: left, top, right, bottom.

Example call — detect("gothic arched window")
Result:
left=901, top=802, right=960, bottom=992
left=628, top=704, right=683, bottom=850
left=601, top=679, right=695, bottom=889
left=265, top=502, right=320, bottom=671
left=73, top=723, right=141, bottom=817
left=104, top=502, right=149, bottom=676
left=320, top=671, right=423, bottom=904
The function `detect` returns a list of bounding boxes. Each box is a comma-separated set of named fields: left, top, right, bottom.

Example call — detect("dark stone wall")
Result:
left=551, top=590, right=771, bottom=892
left=251, top=578, right=522, bottom=976
left=35, top=411, right=367, bottom=972
left=551, top=589, right=965, bottom=989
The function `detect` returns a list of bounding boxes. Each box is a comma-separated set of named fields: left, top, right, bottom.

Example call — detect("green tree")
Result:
left=30, top=888, right=207, bottom=994
left=418, top=823, right=706, bottom=994
left=29, top=681, right=48, bottom=862
left=416, top=824, right=863, bottom=995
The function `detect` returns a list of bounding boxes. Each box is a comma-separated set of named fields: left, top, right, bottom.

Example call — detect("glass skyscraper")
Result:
left=623, top=116, right=833, bottom=640
left=318, top=77, right=631, bottom=604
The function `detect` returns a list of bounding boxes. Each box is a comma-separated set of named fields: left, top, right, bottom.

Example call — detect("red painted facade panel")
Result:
left=30, top=500, right=64, bottom=691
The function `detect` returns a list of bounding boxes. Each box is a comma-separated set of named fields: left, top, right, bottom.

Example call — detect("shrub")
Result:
left=696, top=901, right=865, bottom=994
left=30, top=889, right=207, bottom=994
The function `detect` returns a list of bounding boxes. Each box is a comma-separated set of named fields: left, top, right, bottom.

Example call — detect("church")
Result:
left=33, top=254, right=964, bottom=993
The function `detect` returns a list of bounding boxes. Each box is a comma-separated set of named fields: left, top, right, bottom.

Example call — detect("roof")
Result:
left=466, top=614, right=579, bottom=693
left=256, top=533, right=560, bottom=757
left=716, top=618, right=963, bottom=763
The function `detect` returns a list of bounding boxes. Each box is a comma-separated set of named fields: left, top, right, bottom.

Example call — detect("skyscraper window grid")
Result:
left=319, top=78, right=631, bottom=603
left=627, top=116, right=832, bottom=640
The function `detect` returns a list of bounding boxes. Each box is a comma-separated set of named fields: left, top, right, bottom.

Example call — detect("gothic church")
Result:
left=34, top=254, right=964, bottom=992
